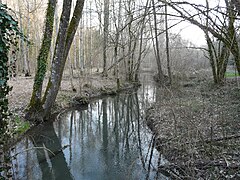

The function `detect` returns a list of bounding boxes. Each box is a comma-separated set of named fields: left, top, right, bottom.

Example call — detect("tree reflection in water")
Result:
left=11, top=80, right=168, bottom=180
left=11, top=122, right=73, bottom=180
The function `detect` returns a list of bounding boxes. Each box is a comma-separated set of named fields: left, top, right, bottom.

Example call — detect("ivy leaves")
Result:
left=0, top=4, right=23, bottom=135
left=0, top=4, right=23, bottom=50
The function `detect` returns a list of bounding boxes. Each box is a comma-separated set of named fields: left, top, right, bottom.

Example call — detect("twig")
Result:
left=11, top=146, right=55, bottom=158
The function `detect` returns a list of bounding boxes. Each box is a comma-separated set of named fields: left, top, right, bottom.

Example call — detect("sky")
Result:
left=3, top=0, right=217, bottom=47
left=169, top=0, right=227, bottom=46
left=173, top=21, right=206, bottom=46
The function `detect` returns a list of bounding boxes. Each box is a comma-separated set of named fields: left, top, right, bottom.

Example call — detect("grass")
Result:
left=225, top=71, right=240, bottom=77
left=13, top=116, right=30, bottom=135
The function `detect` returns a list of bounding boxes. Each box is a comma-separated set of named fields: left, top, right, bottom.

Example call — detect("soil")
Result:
left=146, top=77, right=240, bottom=179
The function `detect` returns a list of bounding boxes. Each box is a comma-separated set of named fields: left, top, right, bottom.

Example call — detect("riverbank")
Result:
left=9, top=74, right=139, bottom=119
left=1, top=74, right=139, bottom=167
left=4, top=75, right=159, bottom=180
left=146, top=77, right=240, bottom=179
left=2, top=74, right=142, bottom=179
left=6, top=74, right=140, bottom=139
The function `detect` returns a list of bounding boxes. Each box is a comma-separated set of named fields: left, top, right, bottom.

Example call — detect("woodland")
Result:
left=0, top=0, right=240, bottom=179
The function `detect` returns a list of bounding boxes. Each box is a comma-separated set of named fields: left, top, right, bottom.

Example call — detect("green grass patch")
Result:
left=225, top=72, right=240, bottom=77
left=14, top=116, right=30, bottom=134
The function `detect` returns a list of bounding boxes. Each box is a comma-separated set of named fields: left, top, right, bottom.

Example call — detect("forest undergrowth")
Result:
left=146, top=77, right=240, bottom=179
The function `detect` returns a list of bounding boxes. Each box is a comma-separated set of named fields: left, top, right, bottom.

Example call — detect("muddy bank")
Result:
left=146, top=78, right=240, bottom=179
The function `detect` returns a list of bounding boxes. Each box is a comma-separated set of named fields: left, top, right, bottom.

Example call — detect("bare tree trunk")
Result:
left=17, top=0, right=25, bottom=74
left=23, top=2, right=31, bottom=76
left=206, top=34, right=218, bottom=83
left=165, top=4, right=172, bottom=85
left=79, top=18, right=85, bottom=73
left=94, top=0, right=103, bottom=72
left=135, top=0, right=149, bottom=82
left=89, top=0, right=93, bottom=74
left=112, top=0, right=122, bottom=88
left=205, top=0, right=231, bottom=84
left=126, top=1, right=133, bottom=81
left=226, top=0, right=240, bottom=75
left=151, top=0, right=164, bottom=83
left=205, top=0, right=218, bottom=84
left=50, top=1, right=59, bottom=64
left=218, top=43, right=230, bottom=80
left=102, top=0, right=109, bottom=77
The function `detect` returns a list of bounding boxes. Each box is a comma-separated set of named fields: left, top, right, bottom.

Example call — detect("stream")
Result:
left=10, top=75, right=168, bottom=180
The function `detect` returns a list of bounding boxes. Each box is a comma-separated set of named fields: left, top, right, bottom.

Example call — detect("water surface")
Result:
left=11, top=77, right=167, bottom=180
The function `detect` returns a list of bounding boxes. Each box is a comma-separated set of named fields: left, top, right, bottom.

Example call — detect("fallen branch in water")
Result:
left=11, top=146, right=55, bottom=158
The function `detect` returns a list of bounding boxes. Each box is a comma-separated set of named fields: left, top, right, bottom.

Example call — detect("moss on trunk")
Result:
left=26, top=0, right=57, bottom=122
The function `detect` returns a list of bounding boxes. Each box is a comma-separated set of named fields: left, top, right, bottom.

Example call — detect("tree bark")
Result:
left=165, top=4, right=172, bottom=85
left=102, top=0, right=110, bottom=77
left=43, top=0, right=85, bottom=118
left=152, top=0, right=164, bottom=82
left=27, top=0, right=85, bottom=121
left=161, top=0, right=240, bottom=78
left=42, top=0, right=73, bottom=118
left=27, top=0, right=57, bottom=119
left=135, top=0, right=149, bottom=82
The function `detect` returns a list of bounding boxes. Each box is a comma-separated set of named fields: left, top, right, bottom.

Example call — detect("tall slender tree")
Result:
left=165, top=4, right=172, bottom=85
left=151, top=0, right=164, bottom=82
left=28, top=0, right=57, bottom=116
left=27, top=0, right=85, bottom=121
left=159, top=0, right=240, bottom=83
left=102, top=0, right=110, bottom=77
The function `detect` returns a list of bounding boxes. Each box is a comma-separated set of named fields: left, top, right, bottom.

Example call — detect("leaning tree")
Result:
left=26, top=0, right=85, bottom=122
left=159, top=0, right=240, bottom=84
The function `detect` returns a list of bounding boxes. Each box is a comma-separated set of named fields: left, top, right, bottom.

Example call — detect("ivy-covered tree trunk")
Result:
left=27, top=0, right=57, bottom=120
left=0, top=4, right=23, bottom=135
left=0, top=4, right=24, bottom=178
left=42, top=0, right=72, bottom=119
left=27, top=0, right=85, bottom=121
left=0, top=33, right=10, bottom=135
left=42, top=0, right=85, bottom=119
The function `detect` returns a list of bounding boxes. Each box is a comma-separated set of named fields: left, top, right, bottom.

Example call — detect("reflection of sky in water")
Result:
left=10, top=75, right=168, bottom=180
left=55, top=94, right=159, bottom=179
left=11, top=139, right=42, bottom=179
